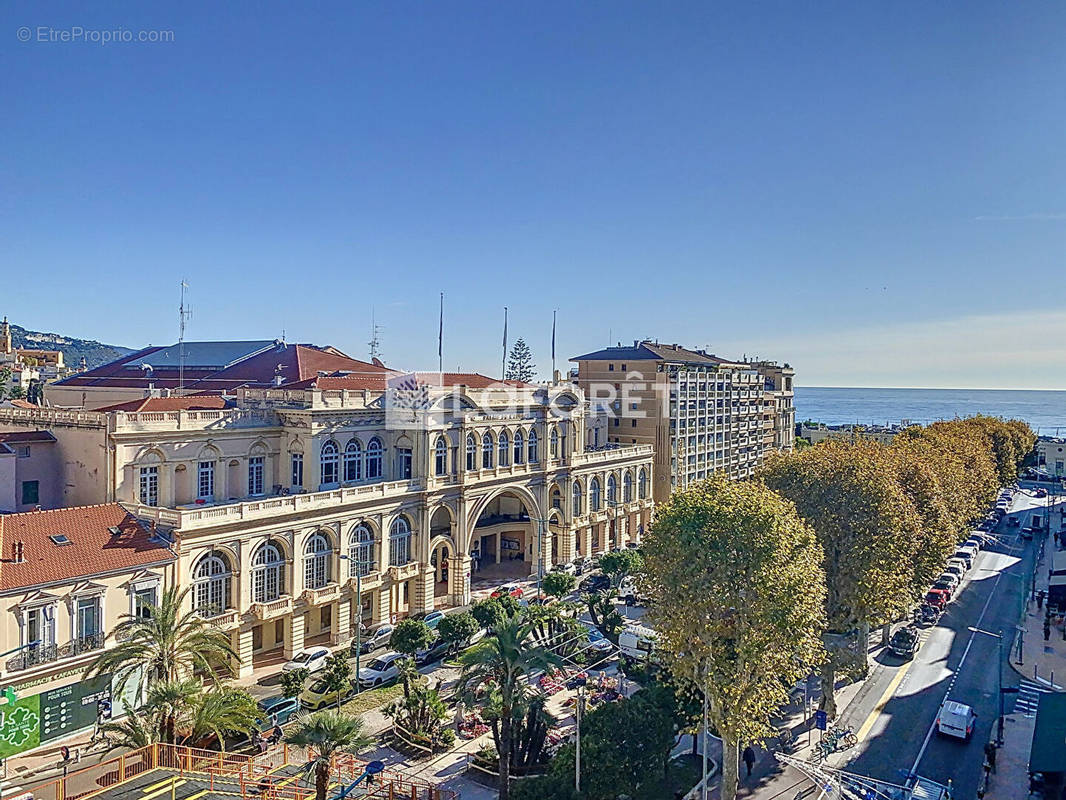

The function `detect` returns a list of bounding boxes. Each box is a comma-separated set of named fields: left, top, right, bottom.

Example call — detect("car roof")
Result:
left=942, top=700, right=972, bottom=714
left=260, top=695, right=296, bottom=709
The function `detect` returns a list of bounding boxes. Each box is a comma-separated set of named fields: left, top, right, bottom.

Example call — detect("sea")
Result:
left=795, top=387, right=1066, bottom=436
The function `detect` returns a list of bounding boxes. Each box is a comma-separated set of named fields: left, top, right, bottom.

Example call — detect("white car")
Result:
left=282, top=646, right=331, bottom=674
left=936, top=700, right=976, bottom=740
left=357, top=651, right=407, bottom=688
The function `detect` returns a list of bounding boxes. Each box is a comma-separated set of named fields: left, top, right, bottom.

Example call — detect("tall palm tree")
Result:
left=457, top=615, right=561, bottom=800
left=98, top=700, right=159, bottom=752
left=146, top=677, right=202, bottom=745
left=86, top=586, right=237, bottom=691
left=284, top=710, right=374, bottom=800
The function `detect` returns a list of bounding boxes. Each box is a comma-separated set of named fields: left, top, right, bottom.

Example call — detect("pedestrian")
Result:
left=1045, top=620, right=1052, bottom=641
left=743, top=745, right=757, bottom=778
left=269, top=711, right=278, bottom=729
left=984, top=741, right=997, bottom=774
left=1038, top=591, right=1045, bottom=610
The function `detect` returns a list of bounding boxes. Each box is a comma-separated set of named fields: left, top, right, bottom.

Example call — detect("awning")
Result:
left=1030, top=692, right=1066, bottom=774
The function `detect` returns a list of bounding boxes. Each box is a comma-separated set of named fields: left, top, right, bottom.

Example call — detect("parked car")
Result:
left=571, top=557, right=591, bottom=575
left=357, top=652, right=406, bottom=688
left=552, top=562, right=577, bottom=576
left=952, top=550, right=974, bottom=570
left=1035, top=488, right=1049, bottom=498
left=936, top=700, right=977, bottom=740
left=889, top=626, right=921, bottom=659
left=256, top=695, right=302, bottom=730
left=944, top=561, right=967, bottom=580
left=925, top=588, right=950, bottom=609
left=491, top=582, right=525, bottom=599
left=618, top=624, right=658, bottom=665
left=410, top=610, right=446, bottom=630
left=933, top=578, right=957, bottom=599
left=580, top=573, right=611, bottom=593
left=585, top=626, right=613, bottom=655
left=414, top=637, right=450, bottom=666
left=352, top=623, right=395, bottom=655
left=300, top=677, right=353, bottom=710
left=936, top=573, right=960, bottom=591
left=282, top=646, right=331, bottom=674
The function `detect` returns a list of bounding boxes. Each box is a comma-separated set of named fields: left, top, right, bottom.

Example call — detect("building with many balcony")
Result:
left=0, top=356, right=653, bottom=679
left=571, top=341, right=794, bottom=502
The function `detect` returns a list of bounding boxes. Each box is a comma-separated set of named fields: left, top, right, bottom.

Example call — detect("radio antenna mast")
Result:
left=369, top=307, right=383, bottom=362
left=178, top=280, right=191, bottom=394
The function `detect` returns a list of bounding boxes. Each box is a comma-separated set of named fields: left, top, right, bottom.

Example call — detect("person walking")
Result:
left=984, top=741, right=997, bottom=774
left=1044, top=619, right=1052, bottom=642
left=743, top=746, right=757, bottom=779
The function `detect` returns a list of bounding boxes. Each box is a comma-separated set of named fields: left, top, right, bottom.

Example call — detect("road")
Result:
left=825, top=490, right=1050, bottom=799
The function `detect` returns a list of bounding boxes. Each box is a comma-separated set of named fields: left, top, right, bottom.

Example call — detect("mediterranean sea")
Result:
left=795, top=387, right=1066, bottom=436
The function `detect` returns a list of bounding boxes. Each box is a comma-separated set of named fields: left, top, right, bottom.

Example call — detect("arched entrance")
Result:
left=468, top=488, right=542, bottom=585
left=429, top=506, right=456, bottom=607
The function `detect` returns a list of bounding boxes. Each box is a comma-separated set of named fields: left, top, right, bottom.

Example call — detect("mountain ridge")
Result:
left=7, top=321, right=134, bottom=370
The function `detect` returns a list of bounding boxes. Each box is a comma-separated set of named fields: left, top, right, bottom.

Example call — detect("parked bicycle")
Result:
left=815, top=725, right=857, bottom=760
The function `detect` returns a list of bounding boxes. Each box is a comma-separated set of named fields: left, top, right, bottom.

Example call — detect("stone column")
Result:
left=450, top=554, right=472, bottom=606
left=561, top=529, right=577, bottom=564
left=374, top=584, right=392, bottom=625
left=413, top=567, right=435, bottom=615
left=331, top=598, right=351, bottom=646
left=232, top=627, right=254, bottom=679
left=537, top=523, right=553, bottom=575
left=284, top=612, right=305, bottom=659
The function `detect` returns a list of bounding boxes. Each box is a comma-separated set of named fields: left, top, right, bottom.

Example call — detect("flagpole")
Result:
left=438, top=292, right=444, bottom=375
left=502, top=307, right=508, bottom=379
left=551, top=309, right=557, bottom=380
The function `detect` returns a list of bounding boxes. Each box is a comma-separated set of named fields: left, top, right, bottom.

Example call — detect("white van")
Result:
left=935, top=700, right=976, bottom=740
left=618, top=624, right=658, bottom=664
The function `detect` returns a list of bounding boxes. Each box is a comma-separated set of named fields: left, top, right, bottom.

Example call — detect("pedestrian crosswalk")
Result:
left=0, top=777, right=32, bottom=800
left=1015, top=679, right=1050, bottom=717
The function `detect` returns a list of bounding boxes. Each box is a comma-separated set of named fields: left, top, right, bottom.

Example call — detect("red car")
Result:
left=490, top=582, right=524, bottom=599
left=925, top=589, right=949, bottom=609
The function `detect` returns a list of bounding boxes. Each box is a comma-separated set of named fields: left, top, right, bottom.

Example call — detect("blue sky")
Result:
left=4, top=1, right=1065, bottom=388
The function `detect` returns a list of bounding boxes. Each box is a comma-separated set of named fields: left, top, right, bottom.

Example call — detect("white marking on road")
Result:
left=909, top=550, right=1011, bottom=775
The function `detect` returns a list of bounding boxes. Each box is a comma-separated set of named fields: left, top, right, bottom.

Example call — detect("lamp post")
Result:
left=970, top=626, right=1006, bottom=745
left=573, top=675, right=587, bottom=794
left=338, top=554, right=373, bottom=694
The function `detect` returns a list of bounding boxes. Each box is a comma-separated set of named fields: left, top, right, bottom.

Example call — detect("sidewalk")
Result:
left=1011, top=497, right=1066, bottom=689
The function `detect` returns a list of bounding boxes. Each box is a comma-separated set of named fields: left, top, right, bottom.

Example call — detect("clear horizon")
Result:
left=6, top=1, right=1066, bottom=388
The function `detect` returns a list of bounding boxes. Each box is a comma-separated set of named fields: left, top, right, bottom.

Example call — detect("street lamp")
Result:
left=573, top=675, right=587, bottom=794
left=338, top=554, right=374, bottom=694
left=969, top=626, right=1006, bottom=745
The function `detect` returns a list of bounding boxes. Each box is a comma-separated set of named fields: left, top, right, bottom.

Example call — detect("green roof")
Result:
left=1029, top=692, right=1066, bottom=774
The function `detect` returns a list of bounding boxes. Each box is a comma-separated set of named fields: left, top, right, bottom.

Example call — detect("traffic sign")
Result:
left=814, top=710, right=828, bottom=730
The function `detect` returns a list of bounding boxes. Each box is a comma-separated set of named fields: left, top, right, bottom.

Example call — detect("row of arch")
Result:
left=319, top=438, right=385, bottom=484
left=568, top=467, right=649, bottom=514
left=190, top=518, right=414, bottom=614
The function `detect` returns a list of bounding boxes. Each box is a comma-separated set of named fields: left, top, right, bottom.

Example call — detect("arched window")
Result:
left=193, top=551, right=232, bottom=616
left=252, top=541, right=285, bottom=603
left=390, top=517, right=412, bottom=566
left=527, top=429, right=539, bottom=463
left=320, top=441, right=339, bottom=487
left=638, top=468, right=648, bottom=500
left=513, top=431, right=524, bottom=464
left=498, top=431, right=510, bottom=467
left=572, top=480, right=583, bottom=515
left=607, top=474, right=617, bottom=505
left=466, top=435, right=477, bottom=471
left=434, top=437, right=448, bottom=477
left=344, top=440, right=363, bottom=482
left=348, top=524, right=375, bottom=578
left=482, top=433, right=494, bottom=469
left=551, top=485, right=562, bottom=509
left=623, top=471, right=633, bottom=502
left=304, top=533, right=333, bottom=590
left=365, top=438, right=383, bottom=480
left=590, top=477, right=602, bottom=512
left=550, top=426, right=559, bottom=459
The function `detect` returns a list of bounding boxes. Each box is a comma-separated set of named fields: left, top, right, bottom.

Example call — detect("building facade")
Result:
left=0, top=430, right=61, bottom=512
left=0, top=504, right=175, bottom=763
left=1037, top=437, right=1066, bottom=477
left=0, top=374, right=653, bottom=678
left=571, top=341, right=794, bottom=502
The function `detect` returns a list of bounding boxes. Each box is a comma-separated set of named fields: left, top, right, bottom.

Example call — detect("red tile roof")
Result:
left=0, top=504, right=173, bottom=591
left=8, top=400, right=38, bottom=409
left=94, top=396, right=232, bottom=413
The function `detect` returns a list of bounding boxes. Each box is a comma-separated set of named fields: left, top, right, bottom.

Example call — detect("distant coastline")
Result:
left=795, top=386, right=1066, bottom=435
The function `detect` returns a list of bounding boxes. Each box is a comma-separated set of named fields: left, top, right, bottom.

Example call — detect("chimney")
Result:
left=12, top=540, right=25, bottom=563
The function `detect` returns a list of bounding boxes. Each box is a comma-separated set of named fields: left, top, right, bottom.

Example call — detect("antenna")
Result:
left=368, top=307, right=383, bottom=362
left=178, top=280, right=191, bottom=394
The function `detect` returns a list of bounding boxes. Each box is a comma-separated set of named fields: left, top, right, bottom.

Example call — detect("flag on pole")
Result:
left=551, top=309, right=557, bottom=376
left=502, top=307, right=508, bottom=379
left=438, top=293, right=444, bottom=373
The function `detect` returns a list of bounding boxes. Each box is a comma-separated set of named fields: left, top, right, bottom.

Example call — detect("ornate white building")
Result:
left=0, top=369, right=653, bottom=678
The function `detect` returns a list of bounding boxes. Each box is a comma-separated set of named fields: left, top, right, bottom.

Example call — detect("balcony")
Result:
left=348, top=571, right=383, bottom=591
left=68, top=632, right=105, bottom=657
left=198, top=608, right=241, bottom=629
left=301, top=583, right=340, bottom=604
left=6, top=643, right=60, bottom=672
left=388, top=562, right=421, bottom=581
left=250, top=596, right=293, bottom=621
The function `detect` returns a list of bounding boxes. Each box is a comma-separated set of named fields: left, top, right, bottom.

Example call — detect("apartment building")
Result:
left=571, top=341, right=794, bottom=502
left=1037, top=437, right=1066, bottom=477
left=797, top=422, right=901, bottom=447
left=0, top=345, right=653, bottom=678
left=0, top=503, right=174, bottom=763
left=0, top=430, right=60, bottom=512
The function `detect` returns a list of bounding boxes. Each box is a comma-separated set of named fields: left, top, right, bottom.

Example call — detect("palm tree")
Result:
left=146, top=678, right=202, bottom=745
left=98, top=700, right=159, bottom=752
left=86, top=587, right=237, bottom=691
left=284, top=710, right=374, bottom=800
left=184, top=686, right=260, bottom=750
left=457, top=615, right=561, bottom=799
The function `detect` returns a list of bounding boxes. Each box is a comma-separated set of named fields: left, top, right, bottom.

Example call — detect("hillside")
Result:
left=8, top=322, right=133, bottom=370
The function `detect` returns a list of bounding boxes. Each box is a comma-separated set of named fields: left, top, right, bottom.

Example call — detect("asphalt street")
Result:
left=828, top=490, right=1049, bottom=800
